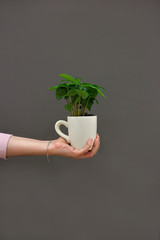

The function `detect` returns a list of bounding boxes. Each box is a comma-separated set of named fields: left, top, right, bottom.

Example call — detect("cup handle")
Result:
left=55, top=120, right=70, bottom=143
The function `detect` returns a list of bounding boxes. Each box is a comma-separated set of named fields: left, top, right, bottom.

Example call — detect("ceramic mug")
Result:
left=55, top=116, right=97, bottom=150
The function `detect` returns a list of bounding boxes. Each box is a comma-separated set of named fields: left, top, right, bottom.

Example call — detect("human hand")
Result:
left=49, top=134, right=100, bottom=159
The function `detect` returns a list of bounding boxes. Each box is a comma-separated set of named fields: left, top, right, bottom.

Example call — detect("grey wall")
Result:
left=0, top=1, right=160, bottom=239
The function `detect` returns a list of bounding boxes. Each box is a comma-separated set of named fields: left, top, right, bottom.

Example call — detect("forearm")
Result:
left=4, top=135, right=100, bottom=159
left=6, top=136, right=49, bottom=157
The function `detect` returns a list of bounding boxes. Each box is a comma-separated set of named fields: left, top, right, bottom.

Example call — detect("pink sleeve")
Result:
left=0, top=133, right=13, bottom=160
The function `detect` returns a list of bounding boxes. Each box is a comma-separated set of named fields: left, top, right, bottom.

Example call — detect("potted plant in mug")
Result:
left=49, top=73, right=106, bottom=150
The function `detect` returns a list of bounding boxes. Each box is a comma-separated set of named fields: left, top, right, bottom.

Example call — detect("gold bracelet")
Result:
left=46, top=140, right=52, bottom=163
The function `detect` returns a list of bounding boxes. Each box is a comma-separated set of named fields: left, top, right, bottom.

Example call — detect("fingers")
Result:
left=72, top=138, right=93, bottom=159
left=72, top=134, right=100, bottom=159
left=80, top=138, right=93, bottom=154
left=82, top=134, right=100, bottom=159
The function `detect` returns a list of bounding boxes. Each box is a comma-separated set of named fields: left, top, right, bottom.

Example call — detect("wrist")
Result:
left=42, top=140, right=56, bottom=156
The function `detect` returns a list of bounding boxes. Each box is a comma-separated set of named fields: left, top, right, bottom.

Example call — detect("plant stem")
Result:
left=75, top=104, right=78, bottom=116
left=78, top=97, right=81, bottom=116
left=72, top=106, right=75, bottom=116
left=66, top=98, right=69, bottom=105
left=83, top=97, right=90, bottom=116
left=80, top=106, right=84, bottom=115
left=70, top=97, right=73, bottom=116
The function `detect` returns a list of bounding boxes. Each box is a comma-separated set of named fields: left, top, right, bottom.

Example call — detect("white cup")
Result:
left=55, top=116, right=97, bottom=150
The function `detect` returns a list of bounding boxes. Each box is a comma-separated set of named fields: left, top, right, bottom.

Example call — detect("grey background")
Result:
left=0, top=0, right=160, bottom=239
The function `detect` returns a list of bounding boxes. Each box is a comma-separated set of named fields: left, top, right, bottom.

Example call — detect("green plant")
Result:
left=49, top=73, right=106, bottom=116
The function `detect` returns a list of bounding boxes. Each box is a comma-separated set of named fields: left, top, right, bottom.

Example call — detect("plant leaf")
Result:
left=59, top=73, right=75, bottom=81
left=49, top=86, right=58, bottom=90
left=75, top=89, right=89, bottom=99
left=87, top=98, right=95, bottom=111
left=71, top=96, right=79, bottom=105
left=65, top=89, right=77, bottom=97
left=92, top=84, right=106, bottom=91
left=84, top=84, right=106, bottom=97
left=99, top=86, right=106, bottom=91
left=95, top=99, right=99, bottom=104
left=97, top=88, right=106, bottom=97
left=59, top=73, right=80, bottom=85
left=74, top=77, right=81, bottom=85
left=81, top=98, right=88, bottom=107
left=85, top=86, right=98, bottom=98
left=65, top=104, right=72, bottom=112
left=56, top=86, right=67, bottom=100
